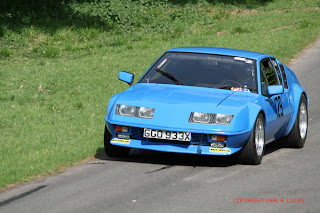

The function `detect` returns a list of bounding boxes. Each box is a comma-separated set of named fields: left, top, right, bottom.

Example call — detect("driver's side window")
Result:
left=260, top=70, right=268, bottom=96
left=260, top=58, right=280, bottom=96
left=260, top=59, right=280, bottom=86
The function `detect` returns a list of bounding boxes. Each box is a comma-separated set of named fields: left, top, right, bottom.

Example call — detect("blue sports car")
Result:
left=104, top=47, right=308, bottom=165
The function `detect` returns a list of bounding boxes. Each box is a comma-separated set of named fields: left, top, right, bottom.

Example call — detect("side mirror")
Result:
left=119, top=71, right=134, bottom=86
left=267, top=85, right=283, bottom=96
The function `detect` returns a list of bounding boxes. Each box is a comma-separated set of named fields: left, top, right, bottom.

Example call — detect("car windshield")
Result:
left=139, top=52, right=258, bottom=93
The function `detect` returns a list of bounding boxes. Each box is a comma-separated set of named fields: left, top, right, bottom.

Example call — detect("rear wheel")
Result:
left=239, top=113, right=265, bottom=165
left=104, top=125, right=131, bottom=157
left=279, top=95, right=308, bottom=148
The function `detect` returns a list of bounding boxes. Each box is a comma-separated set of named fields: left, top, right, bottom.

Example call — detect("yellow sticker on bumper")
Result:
left=111, top=138, right=130, bottom=144
left=210, top=148, right=231, bottom=153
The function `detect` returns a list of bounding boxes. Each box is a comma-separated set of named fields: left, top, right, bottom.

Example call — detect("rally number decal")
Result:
left=274, top=96, right=284, bottom=118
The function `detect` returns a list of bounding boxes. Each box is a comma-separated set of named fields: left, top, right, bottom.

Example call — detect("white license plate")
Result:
left=143, top=128, right=191, bottom=142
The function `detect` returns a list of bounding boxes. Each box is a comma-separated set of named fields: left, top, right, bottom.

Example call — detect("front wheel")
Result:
left=104, top=125, right=131, bottom=157
left=238, top=113, right=265, bottom=165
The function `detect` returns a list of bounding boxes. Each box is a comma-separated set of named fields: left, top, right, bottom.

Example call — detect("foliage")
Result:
left=0, top=0, right=319, bottom=59
left=0, top=48, right=12, bottom=58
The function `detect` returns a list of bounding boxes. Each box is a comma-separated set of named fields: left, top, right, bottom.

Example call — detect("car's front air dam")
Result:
left=110, top=138, right=244, bottom=156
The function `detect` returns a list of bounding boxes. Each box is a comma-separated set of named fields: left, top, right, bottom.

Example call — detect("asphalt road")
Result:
left=1, top=39, right=320, bottom=213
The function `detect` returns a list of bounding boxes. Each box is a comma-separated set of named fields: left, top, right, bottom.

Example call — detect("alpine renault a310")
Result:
left=104, top=47, right=308, bottom=165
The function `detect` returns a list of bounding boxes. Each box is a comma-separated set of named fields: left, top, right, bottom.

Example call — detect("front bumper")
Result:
left=111, top=138, right=242, bottom=155
left=106, top=122, right=252, bottom=156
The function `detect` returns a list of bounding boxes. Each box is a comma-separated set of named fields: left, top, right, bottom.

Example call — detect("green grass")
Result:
left=1, top=0, right=320, bottom=189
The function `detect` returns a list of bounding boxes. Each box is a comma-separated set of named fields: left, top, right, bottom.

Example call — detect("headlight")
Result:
left=116, top=105, right=155, bottom=119
left=214, top=114, right=234, bottom=125
left=190, top=112, right=212, bottom=123
left=138, top=107, right=155, bottom=119
left=117, top=105, right=137, bottom=117
left=189, top=112, right=233, bottom=125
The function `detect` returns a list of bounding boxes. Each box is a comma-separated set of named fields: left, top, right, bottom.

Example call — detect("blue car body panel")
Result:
left=105, top=47, right=308, bottom=156
left=282, top=64, right=309, bottom=135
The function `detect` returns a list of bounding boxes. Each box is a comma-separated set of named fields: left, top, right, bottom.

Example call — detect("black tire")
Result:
left=104, top=125, right=131, bottom=157
left=279, top=95, right=308, bottom=148
left=238, top=113, right=265, bottom=165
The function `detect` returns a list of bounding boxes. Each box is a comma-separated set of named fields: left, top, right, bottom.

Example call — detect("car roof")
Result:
left=167, top=47, right=274, bottom=60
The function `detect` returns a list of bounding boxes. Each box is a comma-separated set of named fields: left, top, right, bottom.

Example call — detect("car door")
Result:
left=260, top=58, right=289, bottom=142
left=277, top=60, right=295, bottom=129
left=272, top=58, right=294, bottom=122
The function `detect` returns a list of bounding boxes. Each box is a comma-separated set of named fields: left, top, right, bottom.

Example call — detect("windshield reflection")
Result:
left=139, top=52, right=257, bottom=93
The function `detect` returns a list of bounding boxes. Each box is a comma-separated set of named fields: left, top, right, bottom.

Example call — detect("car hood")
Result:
left=117, top=83, right=233, bottom=106
left=107, top=83, right=259, bottom=133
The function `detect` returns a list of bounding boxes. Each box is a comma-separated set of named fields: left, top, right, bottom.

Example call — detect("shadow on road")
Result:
left=0, top=185, right=47, bottom=207
left=95, top=141, right=282, bottom=168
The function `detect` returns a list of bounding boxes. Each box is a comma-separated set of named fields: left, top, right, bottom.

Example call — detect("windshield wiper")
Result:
left=155, top=68, right=184, bottom=85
